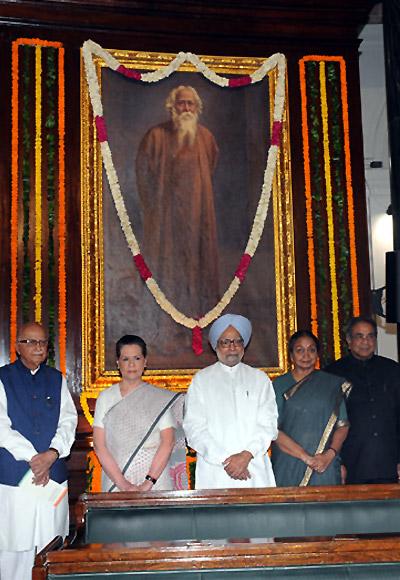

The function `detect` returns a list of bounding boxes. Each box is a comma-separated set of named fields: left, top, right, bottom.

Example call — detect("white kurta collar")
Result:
left=217, top=361, right=242, bottom=375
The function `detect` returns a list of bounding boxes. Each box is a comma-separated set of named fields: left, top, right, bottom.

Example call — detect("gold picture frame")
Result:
left=81, top=49, right=296, bottom=393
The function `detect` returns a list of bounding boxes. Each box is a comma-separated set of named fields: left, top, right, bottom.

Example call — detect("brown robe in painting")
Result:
left=136, top=121, right=220, bottom=319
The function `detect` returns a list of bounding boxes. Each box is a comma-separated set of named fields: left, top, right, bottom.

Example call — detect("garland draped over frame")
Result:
left=82, top=40, right=286, bottom=354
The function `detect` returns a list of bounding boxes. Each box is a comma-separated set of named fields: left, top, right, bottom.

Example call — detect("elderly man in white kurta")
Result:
left=0, top=322, right=77, bottom=580
left=183, top=314, right=278, bottom=489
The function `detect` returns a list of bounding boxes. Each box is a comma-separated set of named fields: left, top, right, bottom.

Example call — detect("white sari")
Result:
left=102, top=383, right=186, bottom=491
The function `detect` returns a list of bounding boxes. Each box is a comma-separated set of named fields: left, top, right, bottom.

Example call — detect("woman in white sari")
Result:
left=93, top=335, right=185, bottom=492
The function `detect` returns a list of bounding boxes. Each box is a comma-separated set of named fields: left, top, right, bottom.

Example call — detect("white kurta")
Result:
left=183, top=361, right=278, bottom=489
left=0, top=373, right=77, bottom=552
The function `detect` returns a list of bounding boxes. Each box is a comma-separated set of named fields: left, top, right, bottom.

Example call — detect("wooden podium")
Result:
left=33, top=485, right=400, bottom=579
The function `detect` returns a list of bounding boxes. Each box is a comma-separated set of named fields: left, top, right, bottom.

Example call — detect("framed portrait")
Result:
left=81, top=49, right=296, bottom=392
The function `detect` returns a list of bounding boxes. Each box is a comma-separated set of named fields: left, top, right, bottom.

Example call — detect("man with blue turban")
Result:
left=183, top=314, right=278, bottom=489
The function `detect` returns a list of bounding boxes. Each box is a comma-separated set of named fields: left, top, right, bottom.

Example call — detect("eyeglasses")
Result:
left=17, top=339, right=48, bottom=347
left=218, top=338, right=244, bottom=348
left=350, top=333, right=376, bottom=341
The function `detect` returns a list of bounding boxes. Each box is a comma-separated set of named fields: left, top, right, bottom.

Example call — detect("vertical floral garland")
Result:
left=10, top=38, right=66, bottom=371
left=186, top=451, right=197, bottom=490
left=57, top=46, right=67, bottom=374
left=304, top=60, right=330, bottom=357
left=21, top=49, right=31, bottom=324
left=86, top=449, right=102, bottom=492
left=80, top=390, right=102, bottom=490
left=319, top=61, right=341, bottom=360
left=45, top=48, right=56, bottom=361
left=327, top=62, right=352, bottom=330
left=338, top=59, right=360, bottom=315
left=10, top=41, right=20, bottom=357
left=299, top=60, right=318, bottom=338
left=299, top=55, right=360, bottom=364
left=34, top=46, right=43, bottom=323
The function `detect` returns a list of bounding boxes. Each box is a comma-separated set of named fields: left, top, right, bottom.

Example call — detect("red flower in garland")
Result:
left=271, top=121, right=283, bottom=146
left=133, top=254, right=152, bottom=281
left=228, top=75, right=252, bottom=88
left=235, top=253, right=252, bottom=282
left=192, top=325, right=203, bottom=356
left=95, top=116, right=108, bottom=142
left=117, top=65, right=142, bottom=80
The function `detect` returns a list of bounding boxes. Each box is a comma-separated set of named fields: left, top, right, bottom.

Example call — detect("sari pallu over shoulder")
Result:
left=272, top=370, right=351, bottom=487
left=103, top=383, right=185, bottom=491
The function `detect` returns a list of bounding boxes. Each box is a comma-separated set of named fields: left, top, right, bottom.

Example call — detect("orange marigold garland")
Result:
left=34, top=45, right=43, bottom=323
left=10, top=41, right=20, bottom=361
left=10, top=38, right=66, bottom=365
left=339, top=59, right=360, bottom=315
left=299, top=58, right=318, bottom=337
left=57, top=47, right=67, bottom=374
left=186, top=454, right=197, bottom=490
left=86, top=449, right=102, bottom=492
left=319, top=61, right=341, bottom=359
left=299, top=55, right=360, bottom=355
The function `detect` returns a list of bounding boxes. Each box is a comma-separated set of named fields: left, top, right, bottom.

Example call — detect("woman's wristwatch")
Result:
left=145, top=474, right=157, bottom=485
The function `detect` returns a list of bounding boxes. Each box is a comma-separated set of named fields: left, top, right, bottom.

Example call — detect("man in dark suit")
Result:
left=325, top=316, right=400, bottom=484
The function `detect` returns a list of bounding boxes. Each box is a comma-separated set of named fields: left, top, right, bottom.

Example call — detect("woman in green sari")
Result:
left=271, top=330, right=351, bottom=487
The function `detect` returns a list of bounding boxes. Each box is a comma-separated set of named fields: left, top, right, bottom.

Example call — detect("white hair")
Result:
left=165, top=86, right=203, bottom=114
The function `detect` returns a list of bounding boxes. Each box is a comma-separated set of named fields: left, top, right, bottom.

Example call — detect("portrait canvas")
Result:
left=81, top=50, right=295, bottom=388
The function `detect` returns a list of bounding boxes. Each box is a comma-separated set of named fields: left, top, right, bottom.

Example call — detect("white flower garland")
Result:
left=82, top=40, right=286, bottom=331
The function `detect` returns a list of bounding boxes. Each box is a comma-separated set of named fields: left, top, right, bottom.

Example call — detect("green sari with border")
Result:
left=271, top=370, right=350, bottom=487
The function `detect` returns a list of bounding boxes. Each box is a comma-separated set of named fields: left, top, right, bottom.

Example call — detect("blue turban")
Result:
left=208, top=314, right=252, bottom=350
